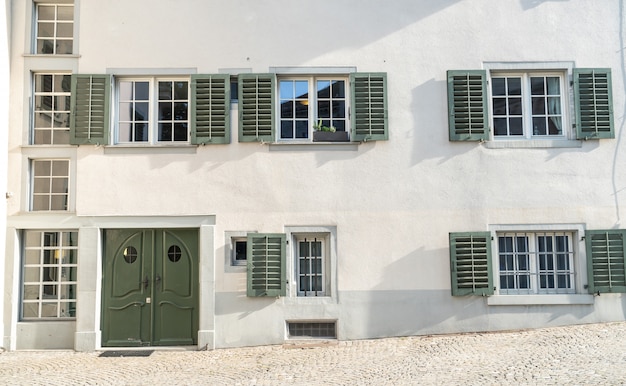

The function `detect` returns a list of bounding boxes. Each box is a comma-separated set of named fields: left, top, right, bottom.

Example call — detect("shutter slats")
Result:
left=247, top=234, right=286, bottom=297
left=447, top=70, right=489, bottom=141
left=70, top=75, right=110, bottom=144
left=586, top=230, right=626, bottom=293
left=574, top=69, right=614, bottom=139
left=191, top=74, right=230, bottom=144
left=350, top=73, right=388, bottom=141
left=239, top=74, right=275, bottom=142
left=450, top=232, right=493, bottom=296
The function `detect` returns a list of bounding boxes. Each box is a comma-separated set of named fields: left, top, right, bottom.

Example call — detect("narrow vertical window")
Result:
left=158, top=81, right=189, bottom=142
left=279, top=80, right=309, bottom=139
left=296, top=236, right=327, bottom=296
left=35, top=4, right=74, bottom=55
left=33, top=73, right=72, bottom=144
left=118, top=81, right=149, bottom=143
left=22, top=230, right=78, bottom=319
left=31, top=159, right=69, bottom=211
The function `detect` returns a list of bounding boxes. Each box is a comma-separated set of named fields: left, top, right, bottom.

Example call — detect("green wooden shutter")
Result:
left=574, top=68, right=614, bottom=139
left=447, top=70, right=489, bottom=141
left=238, top=74, right=275, bottom=142
left=190, top=74, right=230, bottom=144
left=350, top=73, right=388, bottom=142
left=247, top=233, right=286, bottom=297
left=586, top=229, right=626, bottom=293
left=450, top=232, right=493, bottom=296
left=70, top=74, right=110, bottom=145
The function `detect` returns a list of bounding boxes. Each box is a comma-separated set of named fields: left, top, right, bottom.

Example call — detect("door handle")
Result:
left=155, top=274, right=161, bottom=287
left=142, top=276, right=149, bottom=289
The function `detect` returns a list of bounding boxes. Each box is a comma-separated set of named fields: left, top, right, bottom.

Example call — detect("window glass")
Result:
left=31, top=159, right=69, bottom=211
left=22, top=231, right=78, bottom=319
left=497, top=232, right=575, bottom=295
left=33, top=73, right=72, bottom=144
left=279, top=77, right=348, bottom=141
left=117, top=78, right=189, bottom=144
left=35, top=4, right=73, bottom=55
left=296, top=235, right=327, bottom=296
left=492, top=73, right=565, bottom=139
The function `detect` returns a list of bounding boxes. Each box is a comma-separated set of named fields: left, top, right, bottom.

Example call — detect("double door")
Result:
left=102, top=229, right=198, bottom=347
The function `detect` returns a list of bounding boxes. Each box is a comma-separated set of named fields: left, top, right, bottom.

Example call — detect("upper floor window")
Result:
left=35, top=3, right=74, bottom=55
left=33, top=73, right=72, bottom=145
left=278, top=77, right=348, bottom=141
left=491, top=73, right=565, bottom=139
left=116, top=78, right=190, bottom=144
left=447, top=67, right=614, bottom=144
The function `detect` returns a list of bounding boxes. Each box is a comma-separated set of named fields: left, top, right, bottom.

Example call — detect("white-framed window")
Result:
left=32, top=73, right=72, bottom=145
left=31, top=159, right=69, bottom=211
left=35, top=3, right=74, bottom=55
left=116, top=78, right=190, bottom=144
left=491, top=72, right=567, bottom=139
left=497, top=231, right=575, bottom=295
left=278, top=77, right=348, bottom=141
left=295, top=234, right=328, bottom=296
left=22, top=230, right=78, bottom=319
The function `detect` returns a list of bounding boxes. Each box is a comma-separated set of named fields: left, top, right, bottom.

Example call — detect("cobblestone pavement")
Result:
left=0, top=322, right=625, bottom=385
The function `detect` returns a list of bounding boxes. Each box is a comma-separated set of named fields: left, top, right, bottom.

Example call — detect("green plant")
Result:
left=313, top=120, right=336, bottom=132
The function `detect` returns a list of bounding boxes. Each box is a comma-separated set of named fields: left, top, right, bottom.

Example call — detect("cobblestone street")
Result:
left=0, top=322, right=625, bottom=385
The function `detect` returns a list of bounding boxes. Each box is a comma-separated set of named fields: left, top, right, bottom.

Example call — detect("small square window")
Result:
left=232, top=238, right=247, bottom=266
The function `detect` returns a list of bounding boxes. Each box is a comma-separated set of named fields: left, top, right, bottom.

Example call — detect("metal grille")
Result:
left=288, top=322, right=336, bottom=339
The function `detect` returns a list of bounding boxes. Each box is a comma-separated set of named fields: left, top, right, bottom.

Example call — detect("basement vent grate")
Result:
left=288, top=322, right=336, bottom=339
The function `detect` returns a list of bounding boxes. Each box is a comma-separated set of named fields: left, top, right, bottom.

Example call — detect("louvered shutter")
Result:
left=574, top=69, right=614, bottom=139
left=350, top=73, right=388, bottom=142
left=70, top=74, right=110, bottom=145
left=447, top=70, right=489, bottom=141
left=190, top=74, right=230, bottom=144
left=586, top=229, right=626, bottom=293
left=247, top=233, right=286, bottom=297
left=238, top=74, right=275, bottom=142
left=450, top=232, right=493, bottom=296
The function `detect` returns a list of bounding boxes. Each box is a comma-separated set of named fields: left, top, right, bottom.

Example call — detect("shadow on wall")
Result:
left=519, top=0, right=570, bottom=10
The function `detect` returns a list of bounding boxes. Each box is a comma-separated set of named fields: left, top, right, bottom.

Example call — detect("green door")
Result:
left=102, top=229, right=198, bottom=347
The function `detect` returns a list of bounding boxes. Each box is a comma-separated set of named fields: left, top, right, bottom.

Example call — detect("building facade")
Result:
left=3, top=0, right=626, bottom=351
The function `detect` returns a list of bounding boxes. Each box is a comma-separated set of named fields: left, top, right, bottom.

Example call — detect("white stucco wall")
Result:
left=5, top=0, right=626, bottom=350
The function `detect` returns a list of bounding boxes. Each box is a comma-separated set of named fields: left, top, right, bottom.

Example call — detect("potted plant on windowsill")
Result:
left=312, top=120, right=350, bottom=142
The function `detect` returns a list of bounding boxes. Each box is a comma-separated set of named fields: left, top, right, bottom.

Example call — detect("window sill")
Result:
left=487, top=294, right=594, bottom=306
left=23, top=54, right=80, bottom=58
left=484, top=139, right=582, bottom=149
left=104, top=145, right=197, bottom=155
left=269, top=142, right=359, bottom=152
left=281, top=296, right=337, bottom=305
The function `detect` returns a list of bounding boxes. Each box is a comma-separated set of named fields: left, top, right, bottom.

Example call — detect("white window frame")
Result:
left=487, top=224, right=593, bottom=306
left=32, top=72, right=72, bottom=145
left=483, top=62, right=581, bottom=149
left=284, top=226, right=337, bottom=302
left=114, top=77, right=191, bottom=145
left=277, top=75, right=350, bottom=142
left=294, top=234, right=328, bottom=297
left=21, top=230, right=78, bottom=320
left=496, top=231, right=576, bottom=295
left=34, top=3, right=74, bottom=55
left=30, top=158, right=70, bottom=211
left=489, top=71, right=568, bottom=140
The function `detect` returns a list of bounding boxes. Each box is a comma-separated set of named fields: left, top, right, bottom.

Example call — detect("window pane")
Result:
left=24, top=267, right=40, bottom=282
left=57, top=24, right=73, bottom=38
left=509, top=118, right=523, bottom=135
left=38, top=5, right=56, bottom=21
left=56, top=40, right=72, bottom=55
left=494, top=118, right=507, bottom=136
left=281, top=101, right=293, bottom=119
left=119, top=82, right=133, bottom=100
left=173, top=123, right=187, bottom=141
left=318, top=101, right=330, bottom=118
left=174, top=82, right=188, bottom=100
left=317, top=81, right=330, bottom=98
left=531, top=77, right=545, bottom=95
left=281, top=121, right=293, bottom=138
left=295, top=101, right=308, bottom=119
left=57, top=6, right=74, bottom=21
left=37, top=22, right=54, bottom=37
left=508, top=98, right=522, bottom=115
left=51, top=160, right=68, bottom=176
left=332, top=101, right=346, bottom=119
left=546, top=77, right=560, bottom=95
left=332, top=81, right=345, bottom=98
left=532, top=97, right=545, bottom=115
left=492, top=78, right=506, bottom=96
left=174, top=102, right=188, bottom=120
left=295, top=121, right=308, bottom=138
left=159, top=82, right=172, bottom=100
left=280, top=81, right=294, bottom=99
left=159, top=102, right=172, bottom=120
left=159, top=123, right=172, bottom=141
left=135, top=123, right=148, bottom=141
left=135, top=82, right=149, bottom=100
left=295, top=81, right=308, bottom=99
left=507, top=78, right=521, bottom=95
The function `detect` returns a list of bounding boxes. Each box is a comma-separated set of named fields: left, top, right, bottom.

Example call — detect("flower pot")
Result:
left=312, top=131, right=350, bottom=142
